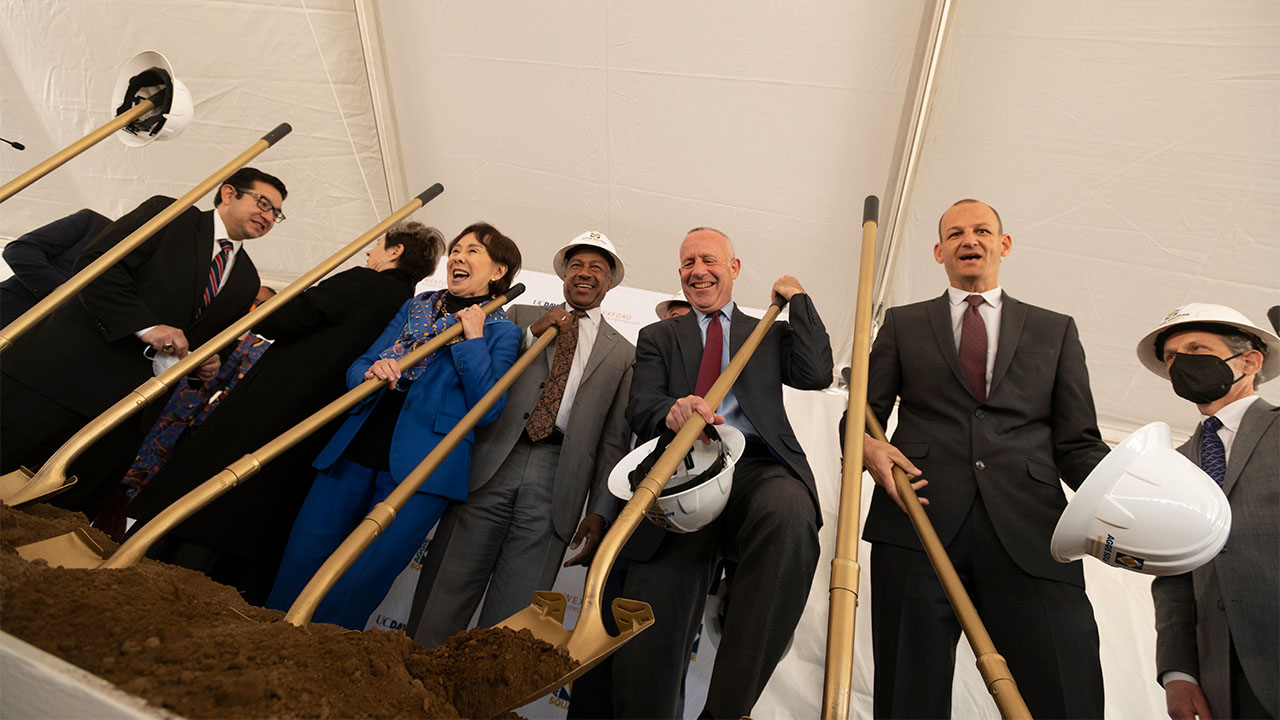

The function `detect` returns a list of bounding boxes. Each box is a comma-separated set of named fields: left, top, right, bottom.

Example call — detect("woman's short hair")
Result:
left=448, top=222, right=521, bottom=295
left=384, top=221, right=445, bottom=284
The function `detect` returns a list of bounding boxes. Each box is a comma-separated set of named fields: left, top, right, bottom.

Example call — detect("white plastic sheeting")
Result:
left=2, top=1, right=1277, bottom=718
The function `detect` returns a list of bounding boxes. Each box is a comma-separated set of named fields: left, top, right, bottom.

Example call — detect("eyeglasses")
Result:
left=236, top=189, right=286, bottom=223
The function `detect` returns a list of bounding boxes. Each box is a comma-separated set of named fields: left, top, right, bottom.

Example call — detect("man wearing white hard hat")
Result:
left=654, top=290, right=691, bottom=320
left=1140, top=303, right=1279, bottom=720
left=0, top=167, right=287, bottom=518
left=406, top=231, right=635, bottom=647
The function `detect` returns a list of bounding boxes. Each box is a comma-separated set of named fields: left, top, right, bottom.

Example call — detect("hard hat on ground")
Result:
left=1051, top=421, right=1231, bottom=576
left=553, top=231, right=625, bottom=287
left=113, top=51, right=193, bottom=147
left=608, top=424, right=746, bottom=533
left=655, top=290, right=691, bottom=320
left=1137, top=303, right=1279, bottom=383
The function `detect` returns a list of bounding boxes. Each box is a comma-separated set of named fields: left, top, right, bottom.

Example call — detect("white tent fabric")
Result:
left=2, top=1, right=1277, bottom=718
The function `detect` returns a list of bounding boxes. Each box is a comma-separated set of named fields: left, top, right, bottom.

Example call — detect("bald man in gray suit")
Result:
left=407, top=233, right=633, bottom=646
left=1140, top=304, right=1279, bottom=720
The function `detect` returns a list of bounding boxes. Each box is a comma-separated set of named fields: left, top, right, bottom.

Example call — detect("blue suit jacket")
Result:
left=313, top=299, right=521, bottom=502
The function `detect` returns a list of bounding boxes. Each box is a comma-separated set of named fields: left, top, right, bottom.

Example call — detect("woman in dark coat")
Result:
left=125, top=222, right=446, bottom=605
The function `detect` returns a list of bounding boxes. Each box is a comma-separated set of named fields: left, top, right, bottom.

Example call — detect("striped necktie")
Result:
left=198, top=240, right=234, bottom=317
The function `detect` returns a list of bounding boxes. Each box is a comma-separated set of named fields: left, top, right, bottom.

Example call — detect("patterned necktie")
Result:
left=525, top=310, right=585, bottom=441
left=1199, top=415, right=1226, bottom=487
left=959, top=294, right=988, bottom=403
left=198, top=240, right=235, bottom=317
left=695, top=311, right=723, bottom=397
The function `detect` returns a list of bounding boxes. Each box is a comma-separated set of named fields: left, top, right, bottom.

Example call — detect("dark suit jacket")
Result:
left=1153, top=399, right=1279, bottom=718
left=468, top=303, right=634, bottom=544
left=625, top=294, right=833, bottom=559
left=1, top=208, right=111, bottom=326
left=126, top=267, right=417, bottom=561
left=863, top=291, right=1109, bottom=587
left=1, top=196, right=258, bottom=418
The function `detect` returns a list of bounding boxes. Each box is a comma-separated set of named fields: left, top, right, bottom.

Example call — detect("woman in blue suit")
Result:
left=267, top=223, right=523, bottom=629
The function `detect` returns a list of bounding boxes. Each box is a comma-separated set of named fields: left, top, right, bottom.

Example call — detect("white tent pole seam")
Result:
left=301, top=0, right=379, bottom=219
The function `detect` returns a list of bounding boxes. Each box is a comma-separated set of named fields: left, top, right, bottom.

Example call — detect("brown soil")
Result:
left=0, top=504, right=575, bottom=719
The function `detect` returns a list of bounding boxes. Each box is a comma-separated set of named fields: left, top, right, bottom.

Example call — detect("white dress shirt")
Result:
left=946, top=285, right=1003, bottom=396
left=523, top=303, right=602, bottom=433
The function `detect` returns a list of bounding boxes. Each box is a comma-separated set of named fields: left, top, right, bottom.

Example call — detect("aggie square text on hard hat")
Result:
left=1051, top=422, right=1231, bottom=577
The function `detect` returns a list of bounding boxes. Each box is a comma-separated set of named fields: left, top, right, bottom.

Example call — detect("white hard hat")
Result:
left=1137, top=303, right=1279, bottom=383
left=1051, top=421, right=1231, bottom=577
left=553, top=231, right=625, bottom=287
left=654, top=290, right=691, bottom=320
left=609, top=424, right=746, bottom=533
left=112, top=51, right=193, bottom=148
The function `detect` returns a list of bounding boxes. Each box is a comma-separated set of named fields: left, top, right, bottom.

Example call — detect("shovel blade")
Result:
left=493, top=592, right=655, bottom=716
left=0, top=466, right=77, bottom=507
left=16, top=527, right=109, bottom=568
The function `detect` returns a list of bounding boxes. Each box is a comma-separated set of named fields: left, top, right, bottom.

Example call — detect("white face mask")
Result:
left=143, top=346, right=182, bottom=376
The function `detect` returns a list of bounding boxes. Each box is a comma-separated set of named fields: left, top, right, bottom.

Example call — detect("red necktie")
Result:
left=960, top=295, right=987, bottom=403
left=695, top=311, right=723, bottom=397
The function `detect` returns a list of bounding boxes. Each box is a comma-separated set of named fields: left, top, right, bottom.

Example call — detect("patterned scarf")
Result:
left=377, top=289, right=509, bottom=383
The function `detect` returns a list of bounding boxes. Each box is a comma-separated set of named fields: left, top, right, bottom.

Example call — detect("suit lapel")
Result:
left=675, top=311, right=703, bottom=393
left=989, top=292, right=1025, bottom=397
left=1223, top=400, right=1278, bottom=495
left=190, top=212, right=215, bottom=318
left=927, top=293, right=971, bottom=395
left=580, top=317, right=618, bottom=385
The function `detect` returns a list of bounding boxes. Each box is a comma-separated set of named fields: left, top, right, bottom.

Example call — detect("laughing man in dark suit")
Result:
left=861, top=199, right=1110, bottom=719
left=612, top=226, right=833, bottom=719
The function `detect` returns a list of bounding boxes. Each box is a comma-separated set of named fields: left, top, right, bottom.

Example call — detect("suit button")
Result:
left=974, top=409, right=986, bottom=418
left=523, top=413, right=530, bottom=419
left=975, top=460, right=986, bottom=470
left=539, top=382, right=545, bottom=389
left=1217, top=599, right=1226, bottom=611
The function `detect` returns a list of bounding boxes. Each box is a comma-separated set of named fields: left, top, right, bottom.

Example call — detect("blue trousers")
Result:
left=266, top=457, right=450, bottom=630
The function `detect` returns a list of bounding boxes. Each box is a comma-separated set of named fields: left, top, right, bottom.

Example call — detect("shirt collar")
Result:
left=211, top=210, right=243, bottom=252
left=947, top=285, right=1003, bottom=308
left=694, top=301, right=735, bottom=324
left=563, top=302, right=602, bottom=326
left=1203, top=394, right=1260, bottom=432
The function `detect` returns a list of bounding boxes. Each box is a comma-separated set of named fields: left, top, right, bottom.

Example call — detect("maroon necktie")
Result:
left=198, top=239, right=234, bottom=317
left=960, top=295, right=987, bottom=403
left=695, top=311, right=723, bottom=397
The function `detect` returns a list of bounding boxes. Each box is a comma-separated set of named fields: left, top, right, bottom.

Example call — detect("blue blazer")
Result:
left=313, top=300, right=521, bottom=502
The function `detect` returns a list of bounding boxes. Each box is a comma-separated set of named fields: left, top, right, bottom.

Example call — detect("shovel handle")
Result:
left=0, top=100, right=157, bottom=205
left=865, top=409, right=1031, bottom=720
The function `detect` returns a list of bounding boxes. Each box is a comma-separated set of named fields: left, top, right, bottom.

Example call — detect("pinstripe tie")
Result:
left=198, top=240, right=234, bottom=317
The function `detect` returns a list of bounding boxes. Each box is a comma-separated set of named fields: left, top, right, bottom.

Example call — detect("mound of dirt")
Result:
left=0, top=504, right=575, bottom=719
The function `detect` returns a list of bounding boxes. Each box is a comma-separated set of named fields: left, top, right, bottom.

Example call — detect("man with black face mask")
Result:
left=1138, top=303, right=1279, bottom=720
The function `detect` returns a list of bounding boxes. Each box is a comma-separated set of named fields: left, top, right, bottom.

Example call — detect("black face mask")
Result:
left=1168, top=352, right=1244, bottom=404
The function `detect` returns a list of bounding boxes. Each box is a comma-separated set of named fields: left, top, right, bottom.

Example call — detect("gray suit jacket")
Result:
left=467, top=303, right=633, bottom=544
left=1153, top=399, right=1279, bottom=718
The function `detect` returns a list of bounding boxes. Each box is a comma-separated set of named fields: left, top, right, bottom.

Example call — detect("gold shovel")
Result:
left=0, top=123, right=291, bottom=355
left=15, top=282, right=521, bottom=569
left=488, top=295, right=789, bottom=715
left=0, top=177, right=442, bottom=509
left=863, top=409, right=1031, bottom=720
left=822, top=196, right=879, bottom=720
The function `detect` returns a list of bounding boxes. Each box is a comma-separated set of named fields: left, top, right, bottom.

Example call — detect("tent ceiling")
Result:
left=2, top=0, right=1276, bottom=443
